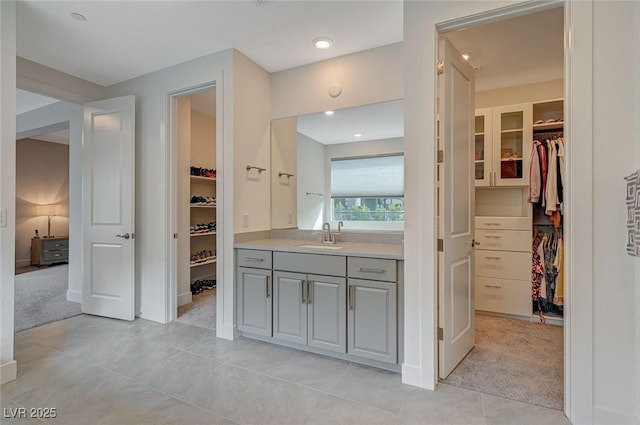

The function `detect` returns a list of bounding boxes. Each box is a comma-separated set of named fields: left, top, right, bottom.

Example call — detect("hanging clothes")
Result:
left=545, top=139, right=559, bottom=216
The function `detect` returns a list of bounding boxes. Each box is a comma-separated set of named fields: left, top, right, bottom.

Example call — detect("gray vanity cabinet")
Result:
left=237, top=249, right=273, bottom=337
left=347, top=257, right=398, bottom=364
left=272, top=252, right=347, bottom=354
left=273, top=271, right=346, bottom=353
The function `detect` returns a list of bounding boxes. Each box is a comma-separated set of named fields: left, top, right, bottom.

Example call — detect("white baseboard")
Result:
left=0, top=360, right=17, bottom=385
left=593, top=407, right=640, bottom=425
left=139, top=305, right=168, bottom=324
left=402, top=363, right=429, bottom=388
left=177, top=292, right=192, bottom=307
left=15, top=259, right=30, bottom=268
left=66, top=290, right=81, bottom=303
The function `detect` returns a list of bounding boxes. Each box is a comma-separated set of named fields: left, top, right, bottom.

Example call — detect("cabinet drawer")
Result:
left=42, top=249, right=68, bottom=262
left=348, top=257, right=397, bottom=282
left=273, top=252, right=346, bottom=277
left=475, top=250, right=530, bottom=280
left=237, top=249, right=272, bottom=269
left=475, top=217, right=530, bottom=230
left=475, top=229, right=530, bottom=252
left=475, top=277, right=531, bottom=316
left=42, top=238, right=69, bottom=250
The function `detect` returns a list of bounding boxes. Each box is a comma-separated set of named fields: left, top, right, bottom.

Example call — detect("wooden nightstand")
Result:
left=31, top=237, right=69, bottom=267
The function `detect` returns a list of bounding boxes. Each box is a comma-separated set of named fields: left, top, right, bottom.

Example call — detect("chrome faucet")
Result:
left=337, top=221, right=344, bottom=233
left=321, top=222, right=335, bottom=244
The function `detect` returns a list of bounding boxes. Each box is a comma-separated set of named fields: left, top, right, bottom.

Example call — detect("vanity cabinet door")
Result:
left=347, top=278, right=397, bottom=364
left=273, top=271, right=307, bottom=345
left=307, top=274, right=346, bottom=353
left=237, top=267, right=272, bottom=337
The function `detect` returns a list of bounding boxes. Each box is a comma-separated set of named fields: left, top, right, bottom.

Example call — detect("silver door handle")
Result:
left=301, top=280, right=306, bottom=304
left=307, top=281, right=313, bottom=304
left=266, top=277, right=270, bottom=298
left=358, top=267, right=385, bottom=274
left=472, top=239, right=480, bottom=247
left=348, top=285, right=355, bottom=310
left=116, top=233, right=130, bottom=240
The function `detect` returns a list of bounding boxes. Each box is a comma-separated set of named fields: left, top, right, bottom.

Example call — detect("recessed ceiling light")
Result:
left=324, top=110, right=334, bottom=116
left=70, top=12, right=86, bottom=21
left=461, top=52, right=470, bottom=61
left=313, top=37, right=333, bottom=50
left=354, top=133, right=362, bottom=138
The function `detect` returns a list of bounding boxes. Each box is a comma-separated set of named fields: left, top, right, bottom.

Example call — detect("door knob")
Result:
left=472, top=239, right=480, bottom=247
left=116, top=233, right=130, bottom=240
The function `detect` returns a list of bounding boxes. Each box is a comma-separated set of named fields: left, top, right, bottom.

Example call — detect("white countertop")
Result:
left=234, top=238, right=403, bottom=260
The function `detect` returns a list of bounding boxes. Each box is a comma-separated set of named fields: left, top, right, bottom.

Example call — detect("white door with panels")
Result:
left=82, top=96, right=136, bottom=321
left=438, top=37, right=476, bottom=378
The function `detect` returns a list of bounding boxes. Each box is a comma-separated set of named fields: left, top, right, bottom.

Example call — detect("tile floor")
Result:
left=1, top=315, right=572, bottom=425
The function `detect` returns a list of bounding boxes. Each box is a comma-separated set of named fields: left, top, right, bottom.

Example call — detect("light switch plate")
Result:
left=0, top=208, right=7, bottom=227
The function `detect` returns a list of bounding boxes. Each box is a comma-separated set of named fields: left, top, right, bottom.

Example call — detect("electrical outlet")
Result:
left=0, top=208, right=6, bottom=227
left=242, top=213, right=249, bottom=228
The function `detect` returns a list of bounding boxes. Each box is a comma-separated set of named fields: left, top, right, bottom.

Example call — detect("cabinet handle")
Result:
left=307, top=281, right=313, bottom=304
left=484, top=222, right=502, bottom=226
left=348, top=285, right=355, bottom=310
left=493, top=171, right=497, bottom=186
left=246, top=258, right=264, bottom=263
left=301, top=280, right=306, bottom=303
left=484, top=235, right=502, bottom=239
left=484, top=256, right=502, bottom=260
left=490, top=172, right=493, bottom=186
left=484, top=284, right=502, bottom=289
left=358, top=267, right=385, bottom=274
left=266, top=278, right=270, bottom=298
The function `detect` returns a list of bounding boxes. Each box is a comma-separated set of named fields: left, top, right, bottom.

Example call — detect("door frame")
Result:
left=422, top=0, right=593, bottom=422
left=166, top=78, right=230, bottom=337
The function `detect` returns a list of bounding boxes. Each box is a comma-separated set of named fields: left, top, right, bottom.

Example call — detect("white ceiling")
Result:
left=445, top=7, right=564, bottom=92
left=29, top=129, right=70, bottom=145
left=16, top=88, right=59, bottom=114
left=190, top=88, right=217, bottom=118
left=297, top=100, right=403, bottom=145
left=17, top=0, right=404, bottom=87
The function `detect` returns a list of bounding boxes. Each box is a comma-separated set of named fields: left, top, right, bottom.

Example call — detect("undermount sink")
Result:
left=296, top=244, right=344, bottom=250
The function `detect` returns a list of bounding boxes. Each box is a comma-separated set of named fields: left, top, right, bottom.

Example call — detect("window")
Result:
left=331, top=154, right=404, bottom=223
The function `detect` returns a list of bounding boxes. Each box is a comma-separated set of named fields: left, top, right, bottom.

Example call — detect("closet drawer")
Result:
left=475, top=217, right=530, bottom=231
left=475, top=250, right=530, bottom=281
left=237, top=249, right=272, bottom=269
left=475, top=277, right=531, bottom=317
left=348, top=257, right=397, bottom=282
left=475, top=229, right=530, bottom=252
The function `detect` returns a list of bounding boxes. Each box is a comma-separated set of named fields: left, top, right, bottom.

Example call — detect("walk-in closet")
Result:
left=440, top=6, right=565, bottom=411
left=176, top=88, right=218, bottom=329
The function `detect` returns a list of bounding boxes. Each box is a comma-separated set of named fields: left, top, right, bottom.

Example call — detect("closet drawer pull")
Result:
left=484, top=222, right=502, bottom=226
left=484, top=235, right=502, bottom=239
left=484, top=284, right=502, bottom=289
left=246, top=258, right=264, bottom=262
left=484, top=256, right=502, bottom=260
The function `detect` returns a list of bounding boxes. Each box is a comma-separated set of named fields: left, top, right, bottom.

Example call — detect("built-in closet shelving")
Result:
left=177, top=92, right=217, bottom=307
left=474, top=98, right=564, bottom=326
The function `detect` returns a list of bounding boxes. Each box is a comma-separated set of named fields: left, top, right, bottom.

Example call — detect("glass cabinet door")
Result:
left=493, top=104, right=532, bottom=187
left=474, top=108, right=492, bottom=187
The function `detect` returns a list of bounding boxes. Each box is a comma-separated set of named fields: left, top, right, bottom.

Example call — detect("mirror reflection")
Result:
left=271, top=100, right=404, bottom=231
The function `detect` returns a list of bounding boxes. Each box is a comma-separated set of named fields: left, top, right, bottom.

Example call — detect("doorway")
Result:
left=437, top=5, right=566, bottom=411
left=171, top=86, right=219, bottom=330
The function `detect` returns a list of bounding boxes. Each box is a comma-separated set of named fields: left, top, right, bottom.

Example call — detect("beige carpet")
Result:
left=442, top=313, right=563, bottom=410
left=176, top=288, right=216, bottom=329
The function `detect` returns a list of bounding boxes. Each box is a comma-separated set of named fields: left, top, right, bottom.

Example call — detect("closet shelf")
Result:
left=500, top=128, right=523, bottom=134
left=190, top=258, right=217, bottom=267
left=533, top=122, right=564, bottom=131
left=190, top=205, right=216, bottom=209
left=190, top=175, right=216, bottom=183
left=190, top=232, right=217, bottom=237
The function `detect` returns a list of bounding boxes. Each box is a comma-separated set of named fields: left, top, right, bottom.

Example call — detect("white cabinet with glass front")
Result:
left=475, top=103, right=533, bottom=187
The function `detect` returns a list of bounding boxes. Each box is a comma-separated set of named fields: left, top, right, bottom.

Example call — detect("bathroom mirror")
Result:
left=271, top=99, right=404, bottom=230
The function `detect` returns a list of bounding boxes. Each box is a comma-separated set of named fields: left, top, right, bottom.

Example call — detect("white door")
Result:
left=82, top=96, right=136, bottom=320
left=438, top=37, right=476, bottom=378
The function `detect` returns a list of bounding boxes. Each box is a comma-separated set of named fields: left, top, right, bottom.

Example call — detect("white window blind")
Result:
left=331, top=155, right=404, bottom=198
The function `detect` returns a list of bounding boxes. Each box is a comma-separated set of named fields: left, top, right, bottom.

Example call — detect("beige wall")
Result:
left=475, top=79, right=563, bottom=109
left=15, top=138, right=69, bottom=266
left=190, top=109, right=216, bottom=169
left=271, top=117, right=297, bottom=229
left=271, top=43, right=403, bottom=120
